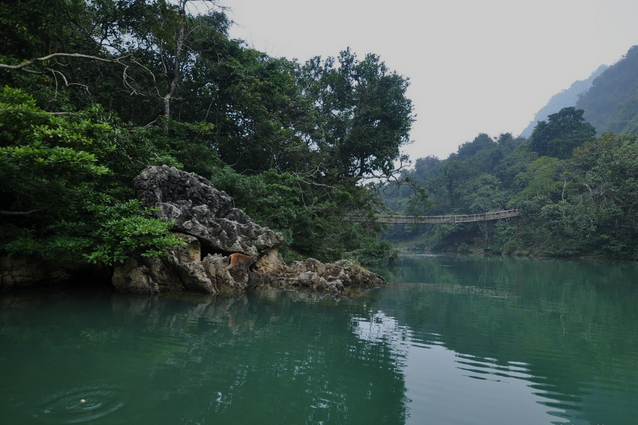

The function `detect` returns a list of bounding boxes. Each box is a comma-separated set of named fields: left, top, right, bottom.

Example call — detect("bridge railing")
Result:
left=348, top=209, right=520, bottom=224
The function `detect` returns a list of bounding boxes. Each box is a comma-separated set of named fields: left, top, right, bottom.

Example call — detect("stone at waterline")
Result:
left=0, top=256, right=104, bottom=289
left=113, top=166, right=385, bottom=295
left=112, top=234, right=251, bottom=295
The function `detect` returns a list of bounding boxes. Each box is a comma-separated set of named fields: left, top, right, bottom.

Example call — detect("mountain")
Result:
left=519, top=65, right=607, bottom=138
left=576, top=45, right=638, bottom=134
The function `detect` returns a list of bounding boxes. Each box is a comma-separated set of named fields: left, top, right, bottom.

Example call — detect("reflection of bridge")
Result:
left=418, top=283, right=518, bottom=300
left=350, top=209, right=521, bottom=224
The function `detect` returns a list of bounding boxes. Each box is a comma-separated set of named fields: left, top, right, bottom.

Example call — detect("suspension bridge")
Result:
left=350, top=209, right=521, bottom=225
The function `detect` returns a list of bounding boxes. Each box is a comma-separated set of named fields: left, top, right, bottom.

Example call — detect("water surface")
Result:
left=1, top=255, right=637, bottom=424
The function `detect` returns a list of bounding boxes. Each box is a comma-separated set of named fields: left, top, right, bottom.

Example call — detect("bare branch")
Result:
left=0, top=210, right=38, bottom=217
left=0, top=53, right=132, bottom=71
left=1, top=52, right=161, bottom=102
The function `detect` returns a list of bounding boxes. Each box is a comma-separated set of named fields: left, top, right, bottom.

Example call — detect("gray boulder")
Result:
left=112, top=234, right=250, bottom=295
left=253, top=256, right=385, bottom=294
left=134, top=165, right=285, bottom=256
left=112, top=166, right=385, bottom=295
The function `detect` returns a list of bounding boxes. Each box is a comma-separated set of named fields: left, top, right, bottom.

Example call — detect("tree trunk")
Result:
left=163, top=6, right=187, bottom=134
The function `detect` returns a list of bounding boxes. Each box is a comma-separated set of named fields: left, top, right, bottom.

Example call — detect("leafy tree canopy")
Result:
left=300, top=49, right=414, bottom=180
left=0, top=0, right=412, bottom=266
left=0, top=87, right=181, bottom=264
left=529, top=107, right=596, bottom=159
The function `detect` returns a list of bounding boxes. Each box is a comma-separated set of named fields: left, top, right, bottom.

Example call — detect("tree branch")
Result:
left=0, top=210, right=38, bottom=217
left=0, top=53, right=132, bottom=71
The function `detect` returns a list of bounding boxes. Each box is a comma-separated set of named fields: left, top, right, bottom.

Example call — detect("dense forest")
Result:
left=382, top=108, right=638, bottom=259
left=577, top=45, right=638, bottom=135
left=3, top=1, right=638, bottom=269
left=382, top=45, right=638, bottom=259
left=0, top=0, right=415, bottom=267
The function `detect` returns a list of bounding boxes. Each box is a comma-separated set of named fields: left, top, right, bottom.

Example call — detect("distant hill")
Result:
left=519, top=65, right=607, bottom=138
left=576, top=45, right=638, bottom=134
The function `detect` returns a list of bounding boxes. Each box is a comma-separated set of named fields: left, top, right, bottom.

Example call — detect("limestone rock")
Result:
left=249, top=253, right=385, bottom=294
left=0, top=256, right=102, bottom=290
left=134, top=165, right=285, bottom=256
left=111, top=166, right=385, bottom=296
left=112, top=236, right=249, bottom=295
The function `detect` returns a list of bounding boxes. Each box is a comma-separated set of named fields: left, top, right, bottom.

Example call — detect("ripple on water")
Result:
left=34, top=385, right=130, bottom=424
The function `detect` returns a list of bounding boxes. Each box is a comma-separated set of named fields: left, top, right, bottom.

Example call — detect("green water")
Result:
left=1, top=255, right=637, bottom=425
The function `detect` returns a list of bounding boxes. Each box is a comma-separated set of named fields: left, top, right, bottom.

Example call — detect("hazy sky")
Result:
left=218, top=0, right=638, bottom=161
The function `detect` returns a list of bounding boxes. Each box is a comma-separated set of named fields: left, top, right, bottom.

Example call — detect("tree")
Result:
left=0, top=87, right=180, bottom=264
left=182, top=43, right=315, bottom=175
left=0, top=0, right=142, bottom=111
left=0, top=0, right=79, bottom=59
left=209, top=167, right=394, bottom=264
left=0, top=2, right=410, bottom=265
left=567, top=132, right=638, bottom=256
left=456, top=133, right=496, bottom=160
left=301, top=49, right=414, bottom=180
left=529, top=107, right=596, bottom=159
left=514, top=156, right=566, bottom=201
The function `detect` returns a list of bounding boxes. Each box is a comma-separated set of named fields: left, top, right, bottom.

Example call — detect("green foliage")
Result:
left=132, top=119, right=221, bottom=176
left=0, top=1, right=415, bottom=267
left=0, top=87, right=111, bottom=220
left=300, top=49, right=414, bottom=179
left=381, top=127, right=638, bottom=260
left=352, top=239, right=400, bottom=267
left=0, top=87, right=180, bottom=264
left=514, top=156, right=565, bottom=201
left=529, top=107, right=596, bottom=159
left=209, top=166, right=391, bottom=264
left=463, top=174, right=509, bottom=213
left=0, top=0, right=76, bottom=58
left=84, top=200, right=182, bottom=266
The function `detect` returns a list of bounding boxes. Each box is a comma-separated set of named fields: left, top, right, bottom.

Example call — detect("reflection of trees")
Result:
left=4, top=257, right=636, bottom=424
left=0, top=288, right=409, bottom=424
left=382, top=255, right=638, bottom=424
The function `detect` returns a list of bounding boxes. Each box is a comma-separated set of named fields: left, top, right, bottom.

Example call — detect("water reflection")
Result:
left=0, top=288, right=409, bottom=424
left=1, top=255, right=637, bottom=424
left=378, top=255, right=638, bottom=425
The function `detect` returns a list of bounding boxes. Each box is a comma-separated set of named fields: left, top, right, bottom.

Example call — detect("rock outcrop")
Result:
left=1, top=256, right=76, bottom=289
left=252, top=253, right=385, bottom=295
left=0, top=256, right=105, bottom=290
left=112, top=234, right=251, bottom=295
left=134, top=165, right=284, bottom=256
left=112, top=166, right=385, bottom=295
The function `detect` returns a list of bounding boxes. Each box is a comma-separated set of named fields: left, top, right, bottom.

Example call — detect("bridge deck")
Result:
left=351, top=209, right=520, bottom=224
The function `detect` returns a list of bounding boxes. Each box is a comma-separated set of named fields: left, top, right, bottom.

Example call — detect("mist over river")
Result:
left=1, top=255, right=637, bottom=424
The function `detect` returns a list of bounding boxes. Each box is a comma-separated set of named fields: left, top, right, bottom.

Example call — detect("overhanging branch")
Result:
left=0, top=52, right=159, bottom=100
left=0, top=53, right=132, bottom=71
left=0, top=210, right=38, bottom=217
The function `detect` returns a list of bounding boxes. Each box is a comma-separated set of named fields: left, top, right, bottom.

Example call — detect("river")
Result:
left=1, top=255, right=637, bottom=424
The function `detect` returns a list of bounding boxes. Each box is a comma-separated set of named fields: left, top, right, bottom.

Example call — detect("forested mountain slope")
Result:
left=382, top=113, right=638, bottom=259
left=381, top=43, right=638, bottom=259
left=520, top=65, right=607, bottom=138
left=577, top=45, right=638, bottom=134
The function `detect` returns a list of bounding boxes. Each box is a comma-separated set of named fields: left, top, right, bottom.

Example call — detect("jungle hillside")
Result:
left=3, top=1, right=638, bottom=268
left=382, top=45, right=638, bottom=259
left=0, top=0, right=415, bottom=267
